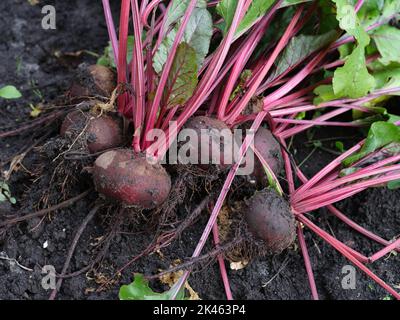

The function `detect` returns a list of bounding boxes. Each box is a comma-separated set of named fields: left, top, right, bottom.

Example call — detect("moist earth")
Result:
left=0, top=0, right=399, bottom=300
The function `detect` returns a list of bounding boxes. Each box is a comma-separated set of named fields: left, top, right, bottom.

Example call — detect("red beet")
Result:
left=182, top=116, right=235, bottom=170
left=68, top=64, right=116, bottom=99
left=93, top=149, right=171, bottom=209
left=251, top=127, right=283, bottom=185
left=244, top=188, right=296, bottom=253
left=60, top=110, right=123, bottom=154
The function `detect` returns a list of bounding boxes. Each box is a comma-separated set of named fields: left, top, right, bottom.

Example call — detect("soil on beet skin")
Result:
left=0, top=0, right=399, bottom=300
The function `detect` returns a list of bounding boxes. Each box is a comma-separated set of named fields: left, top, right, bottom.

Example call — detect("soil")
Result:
left=0, top=0, right=399, bottom=300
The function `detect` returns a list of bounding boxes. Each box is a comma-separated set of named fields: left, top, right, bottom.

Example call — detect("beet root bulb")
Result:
left=60, top=110, right=123, bottom=154
left=93, top=149, right=171, bottom=209
left=182, top=116, right=236, bottom=170
left=251, top=127, right=283, bottom=185
left=244, top=188, right=295, bottom=253
left=68, top=64, right=116, bottom=99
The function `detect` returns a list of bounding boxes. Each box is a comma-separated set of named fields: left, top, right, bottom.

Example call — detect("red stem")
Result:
left=212, top=222, right=233, bottom=300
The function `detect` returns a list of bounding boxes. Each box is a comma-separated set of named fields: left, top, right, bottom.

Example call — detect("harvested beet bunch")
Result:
left=93, top=149, right=171, bottom=209
left=3, top=0, right=400, bottom=302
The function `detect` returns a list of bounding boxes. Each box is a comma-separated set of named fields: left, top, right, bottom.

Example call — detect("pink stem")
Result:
left=102, top=0, right=119, bottom=65
left=131, top=0, right=145, bottom=152
left=144, top=0, right=198, bottom=144
left=117, top=0, right=131, bottom=115
left=295, top=171, right=400, bottom=213
left=298, top=215, right=400, bottom=299
left=273, top=118, right=364, bottom=127
left=279, top=107, right=351, bottom=139
left=369, top=237, right=400, bottom=262
left=297, top=225, right=319, bottom=300
left=297, top=156, right=400, bottom=201
left=294, top=168, right=400, bottom=254
left=354, top=0, right=364, bottom=13
left=216, top=3, right=281, bottom=119
left=212, top=222, right=233, bottom=300
left=142, top=0, right=162, bottom=27
left=150, top=0, right=247, bottom=160
left=225, top=5, right=304, bottom=124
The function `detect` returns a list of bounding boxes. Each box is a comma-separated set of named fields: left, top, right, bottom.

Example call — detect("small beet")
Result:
left=251, top=127, right=283, bottom=185
left=60, top=110, right=123, bottom=153
left=68, top=64, right=116, bottom=99
left=244, top=188, right=295, bottom=253
left=182, top=116, right=235, bottom=170
left=93, top=149, right=171, bottom=209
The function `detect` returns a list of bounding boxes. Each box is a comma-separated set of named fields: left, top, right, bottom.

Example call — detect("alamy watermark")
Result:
left=145, top=121, right=255, bottom=175
left=41, top=265, right=56, bottom=290
left=341, top=265, right=356, bottom=290
left=41, top=5, right=56, bottom=30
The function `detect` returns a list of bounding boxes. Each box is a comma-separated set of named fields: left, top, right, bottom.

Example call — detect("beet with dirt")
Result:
left=182, top=116, right=236, bottom=170
left=244, top=188, right=296, bottom=253
left=60, top=110, right=123, bottom=153
left=68, top=64, right=116, bottom=99
left=251, top=127, right=283, bottom=185
left=92, top=149, right=171, bottom=209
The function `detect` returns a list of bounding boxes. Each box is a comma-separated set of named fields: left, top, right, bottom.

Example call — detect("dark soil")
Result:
left=0, top=0, right=399, bottom=300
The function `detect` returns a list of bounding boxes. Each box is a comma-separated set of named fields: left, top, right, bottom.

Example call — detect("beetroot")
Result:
left=68, top=64, right=116, bottom=99
left=93, top=149, right=171, bottom=209
left=182, top=116, right=234, bottom=170
left=251, top=127, right=283, bottom=185
left=60, top=110, right=123, bottom=153
left=244, top=188, right=295, bottom=253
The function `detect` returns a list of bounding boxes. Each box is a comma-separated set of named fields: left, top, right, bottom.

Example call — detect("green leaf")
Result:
left=119, top=274, right=186, bottom=300
left=164, top=0, right=207, bottom=33
left=333, top=46, right=375, bottom=98
left=97, top=36, right=135, bottom=68
left=0, top=85, right=22, bottom=99
left=0, top=180, right=16, bottom=204
left=373, top=67, right=400, bottom=92
left=217, top=0, right=314, bottom=36
left=216, top=0, right=237, bottom=34
left=313, top=84, right=337, bottom=104
left=357, top=0, right=400, bottom=27
left=372, top=25, right=400, bottom=65
left=335, top=141, right=345, bottom=152
left=280, top=0, right=312, bottom=8
left=163, top=43, right=198, bottom=108
left=388, top=179, right=400, bottom=190
left=343, top=121, right=400, bottom=166
left=236, top=0, right=275, bottom=36
left=153, top=7, right=212, bottom=73
left=270, top=31, right=338, bottom=82
left=331, top=0, right=376, bottom=99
